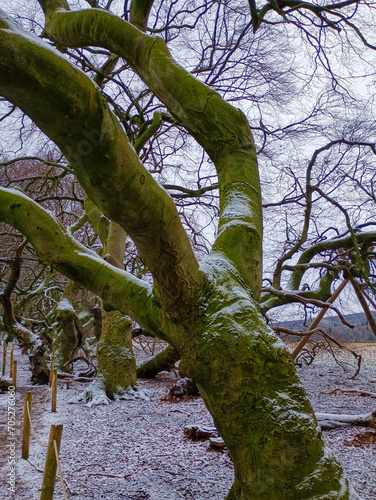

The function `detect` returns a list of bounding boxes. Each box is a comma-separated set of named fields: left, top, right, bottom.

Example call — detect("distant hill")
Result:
left=273, top=312, right=376, bottom=343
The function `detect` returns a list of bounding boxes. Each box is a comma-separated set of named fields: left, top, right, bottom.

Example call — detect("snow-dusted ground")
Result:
left=1, top=344, right=375, bottom=499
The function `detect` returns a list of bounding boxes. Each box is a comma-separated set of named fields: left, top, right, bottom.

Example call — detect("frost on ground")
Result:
left=0, top=344, right=375, bottom=499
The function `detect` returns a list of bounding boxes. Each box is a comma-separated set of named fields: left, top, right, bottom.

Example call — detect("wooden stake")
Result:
left=9, top=342, right=14, bottom=377
left=12, top=360, right=17, bottom=389
left=22, top=393, right=32, bottom=459
left=49, top=357, right=54, bottom=386
left=2, top=342, right=6, bottom=376
left=51, top=370, right=57, bottom=413
left=291, top=279, right=348, bottom=360
left=40, top=425, right=63, bottom=500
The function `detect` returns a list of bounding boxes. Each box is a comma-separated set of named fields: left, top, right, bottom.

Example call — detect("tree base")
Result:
left=225, top=445, right=362, bottom=500
left=69, top=377, right=148, bottom=407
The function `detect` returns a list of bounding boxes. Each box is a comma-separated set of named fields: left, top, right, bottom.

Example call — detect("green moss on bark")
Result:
left=0, top=14, right=201, bottom=318
left=179, top=259, right=355, bottom=499
left=37, top=5, right=261, bottom=295
left=97, top=311, right=136, bottom=396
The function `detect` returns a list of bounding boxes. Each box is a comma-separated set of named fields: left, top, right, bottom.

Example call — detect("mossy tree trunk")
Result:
left=85, top=200, right=137, bottom=401
left=181, top=262, right=353, bottom=499
left=0, top=5, right=359, bottom=498
left=0, top=237, right=50, bottom=383
left=95, top=221, right=137, bottom=399
left=54, top=281, right=85, bottom=372
left=97, top=312, right=136, bottom=397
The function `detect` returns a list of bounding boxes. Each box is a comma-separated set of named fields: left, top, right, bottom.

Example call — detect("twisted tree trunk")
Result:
left=72, top=218, right=138, bottom=404
left=180, top=263, right=356, bottom=499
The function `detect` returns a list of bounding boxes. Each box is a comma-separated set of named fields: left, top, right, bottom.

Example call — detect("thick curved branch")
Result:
left=36, top=1, right=262, bottom=297
left=0, top=10, right=200, bottom=313
left=0, top=187, right=166, bottom=339
left=289, top=231, right=376, bottom=290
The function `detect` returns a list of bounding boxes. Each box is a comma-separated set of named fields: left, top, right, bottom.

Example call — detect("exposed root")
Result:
left=69, top=377, right=148, bottom=407
left=113, top=384, right=149, bottom=402
left=69, top=377, right=110, bottom=407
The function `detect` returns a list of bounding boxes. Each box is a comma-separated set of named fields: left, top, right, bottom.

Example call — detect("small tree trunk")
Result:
left=29, top=344, right=50, bottom=385
left=73, top=220, right=138, bottom=404
left=94, top=221, right=137, bottom=398
left=54, top=281, right=84, bottom=372
left=97, top=309, right=137, bottom=396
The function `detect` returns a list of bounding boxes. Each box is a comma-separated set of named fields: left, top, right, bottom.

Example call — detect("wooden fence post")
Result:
left=40, top=424, right=63, bottom=500
left=49, top=357, right=54, bottom=386
left=12, top=360, right=17, bottom=389
left=51, top=370, right=57, bottom=413
left=22, top=393, right=33, bottom=459
left=9, top=342, right=14, bottom=377
left=2, top=342, right=6, bottom=376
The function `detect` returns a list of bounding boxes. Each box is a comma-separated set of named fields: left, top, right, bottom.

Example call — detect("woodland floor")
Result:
left=1, top=341, right=376, bottom=500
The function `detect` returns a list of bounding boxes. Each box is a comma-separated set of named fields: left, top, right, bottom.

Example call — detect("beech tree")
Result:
left=0, top=0, right=374, bottom=498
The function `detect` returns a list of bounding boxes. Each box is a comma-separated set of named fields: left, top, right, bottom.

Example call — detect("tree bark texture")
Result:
left=98, top=220, right=137, bottom=396
left=180, top=260, right=356, bottom=499
left=97, top=312, right=137, bottom=396
left=84, top=203, right=138, bottom=398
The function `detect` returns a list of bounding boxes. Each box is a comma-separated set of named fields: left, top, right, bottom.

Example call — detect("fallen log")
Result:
left=184, top=425, right=226, bottom=449
left=185, top=410, right=376, bottom=443
left=315, top=410, right=376, bottom=430
left=137, top=344, right=180, bottom=378
left=209, top=437, right=226, bottom=449
left=184, top=425, right=218, bottom=440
